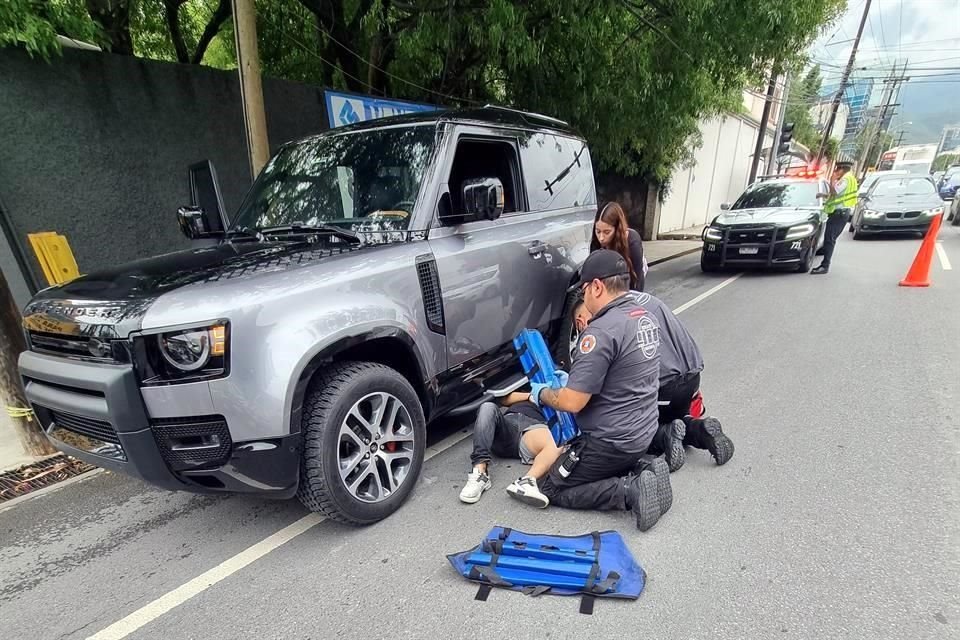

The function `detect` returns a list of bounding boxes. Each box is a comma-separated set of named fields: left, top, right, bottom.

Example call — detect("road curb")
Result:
left=0, top=467, right=104, bottom=513
left=648, top=246, right=701, bottom=266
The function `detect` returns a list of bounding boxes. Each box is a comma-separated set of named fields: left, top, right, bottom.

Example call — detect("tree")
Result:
left=0, top=270, right=56, bottom=457
left=784, top=64, right=826, bottom=153
left=933, top=153, right=960, bottom=173
left=3, top=0, right=846, bottom=181
left=0, top=0, right=104, bottom=59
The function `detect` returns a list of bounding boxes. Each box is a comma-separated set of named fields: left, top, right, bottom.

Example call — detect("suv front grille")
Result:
left=28, top=331, right=119, bottom=364
left=726, top=226, right=776, bottom=244
left=50, top=410, right=119, bottom=444
left=152, top=416, right=232, bottom=470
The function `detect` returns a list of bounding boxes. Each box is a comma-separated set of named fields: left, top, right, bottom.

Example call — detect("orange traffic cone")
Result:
left=899, top=213, right=943, bottom=287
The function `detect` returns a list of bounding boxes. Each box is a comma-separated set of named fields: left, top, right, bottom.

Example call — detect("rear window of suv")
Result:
left=732, top=182, right=819, bottom=209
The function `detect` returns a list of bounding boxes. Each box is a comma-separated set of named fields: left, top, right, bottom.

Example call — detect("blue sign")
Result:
left=324, top=90, right=436, bottom=129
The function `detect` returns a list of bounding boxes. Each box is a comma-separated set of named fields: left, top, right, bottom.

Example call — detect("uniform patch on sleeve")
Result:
left=636, top=315, right=661, bottom=359
left=578, top=334, right=597, bottom=354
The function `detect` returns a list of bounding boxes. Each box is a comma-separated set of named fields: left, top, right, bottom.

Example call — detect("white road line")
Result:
left=86, top=430, right=472, bottom=640
left=87, top=274, right=741, bottom=639
left=673, top=273, right=743, bottom=315
left=935, top=242, right=952, bottom=270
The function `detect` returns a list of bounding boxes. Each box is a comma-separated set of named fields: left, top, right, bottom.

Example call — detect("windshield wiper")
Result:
left=224, top=226, right=262, bottom=242
left=257, top=223, right=363, bottom=245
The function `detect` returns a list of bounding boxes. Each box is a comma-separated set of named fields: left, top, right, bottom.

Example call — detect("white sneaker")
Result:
left=506, top=476, right=550, bottom=508
left=459, top=471, right=492, bottom=504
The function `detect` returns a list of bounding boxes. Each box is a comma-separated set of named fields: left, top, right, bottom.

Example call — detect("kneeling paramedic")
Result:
left=514, top=249, right=671, bottom=531
left=459, top=392, right=563, bottom=504
left=573, top=291, right=735, bottom=472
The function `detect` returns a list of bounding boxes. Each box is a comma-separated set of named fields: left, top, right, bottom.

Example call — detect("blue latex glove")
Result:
left=554, top=370, right=569, bottom=387
left=529, top=381, right=551, bottom=407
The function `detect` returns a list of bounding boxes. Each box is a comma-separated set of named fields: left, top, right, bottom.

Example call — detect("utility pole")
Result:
left=232, top=0, right=270, bottom=177
left=895, top=130, right=906, bottom=147
left=869, top=61, right=910, bottom=168
left=768, top=68, right=791, bottom=172
left=817, top=0, right=872, bottom=163
left=749, top=72, right=779, bottom=183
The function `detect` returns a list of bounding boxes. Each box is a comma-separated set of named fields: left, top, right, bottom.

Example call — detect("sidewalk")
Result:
left=657, top=224, right=707, bottom=241
left=645, top=238, right=701, bottom=265
left=1, top=416, right=36, bottom=473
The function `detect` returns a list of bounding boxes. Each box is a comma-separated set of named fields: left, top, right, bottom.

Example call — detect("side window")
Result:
left=519, top=134, right=596, bottom=212
left=447, top=138, right=522, bottom=215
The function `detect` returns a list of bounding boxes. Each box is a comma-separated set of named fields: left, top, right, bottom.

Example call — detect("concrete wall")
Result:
left=0, top=47, right=328, bottom=300
left=659, top=115, right=773, bottom=234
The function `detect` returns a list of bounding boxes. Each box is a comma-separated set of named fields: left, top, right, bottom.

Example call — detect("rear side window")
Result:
left=519, top=134, right=596, bottom=212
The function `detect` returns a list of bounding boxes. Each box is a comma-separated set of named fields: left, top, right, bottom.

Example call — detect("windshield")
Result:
left=732, top=182, right=820, bottom=209
left=231, top=126, right=436, bottom=233
left=871, top=177, right=936, bottom=196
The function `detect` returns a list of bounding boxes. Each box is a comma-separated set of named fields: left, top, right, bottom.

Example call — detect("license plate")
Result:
left=739, top=247, right=759, bottom=255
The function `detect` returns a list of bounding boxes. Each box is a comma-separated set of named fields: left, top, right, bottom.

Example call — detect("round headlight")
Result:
left=158, top=329, right=211, bottom=372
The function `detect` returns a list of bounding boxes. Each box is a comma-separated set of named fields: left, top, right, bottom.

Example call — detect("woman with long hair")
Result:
left=589, top=201, right=646, bottom=291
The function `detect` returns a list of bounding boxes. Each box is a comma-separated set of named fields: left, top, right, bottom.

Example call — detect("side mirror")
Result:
left=187, top=160, right=228, bottom=234
left=719, top=202, right=731, bottom=210
left=177, top=206, right=220, bottom=240
left=462, top=177, right=504, bottom=221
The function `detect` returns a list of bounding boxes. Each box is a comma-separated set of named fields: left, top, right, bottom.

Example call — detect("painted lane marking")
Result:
left=673, top=273, right=743, bottom=315
left=86, top=429, right=473, bottom=640
left=935, top=242, right=952, bottom=271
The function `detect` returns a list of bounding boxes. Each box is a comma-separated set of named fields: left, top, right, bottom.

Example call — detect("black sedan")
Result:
left=701, top=177, right=828, bottom=273
left=851, top=175, right=945, bottom=239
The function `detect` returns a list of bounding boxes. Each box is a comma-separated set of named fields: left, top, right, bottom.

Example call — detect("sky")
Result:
left=807, top=0, right=960, bottom=144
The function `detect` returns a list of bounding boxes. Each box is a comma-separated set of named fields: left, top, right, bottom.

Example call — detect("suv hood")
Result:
left=23, top=241, right=364, bottom=339
left=714, top=206, right=820, bottom=227
left=31, top=241, right=362, bottom=303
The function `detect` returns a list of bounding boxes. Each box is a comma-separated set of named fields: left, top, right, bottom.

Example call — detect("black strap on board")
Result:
left=579, top=594, right=596, bottom=615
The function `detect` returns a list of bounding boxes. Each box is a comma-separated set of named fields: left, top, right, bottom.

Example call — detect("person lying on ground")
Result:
left=572, top=290, right=734, bottom=472
left=459, top=391, right=564, bottom=504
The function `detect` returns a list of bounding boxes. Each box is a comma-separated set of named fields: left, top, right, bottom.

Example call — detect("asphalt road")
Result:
left=2, top=228, right=958, bottom=640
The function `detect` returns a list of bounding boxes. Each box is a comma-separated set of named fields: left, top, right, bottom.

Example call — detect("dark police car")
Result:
left=701, top=176, right=828, bottom=273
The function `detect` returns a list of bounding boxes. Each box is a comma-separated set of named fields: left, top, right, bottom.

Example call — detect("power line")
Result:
left=311, top=23, right=484, bottom=106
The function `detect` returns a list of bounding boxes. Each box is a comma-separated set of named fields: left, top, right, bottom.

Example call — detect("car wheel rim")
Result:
left=338, top=392, right=415, bottom=503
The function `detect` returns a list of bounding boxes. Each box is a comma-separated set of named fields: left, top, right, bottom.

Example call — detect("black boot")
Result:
left=625, top=470, right=661, bottom=532
left=632, top=454, right=672, bottom=515
left=811, top=264, right=829, bottom=274
left=662, top=419, right=686, bottom=472
left=684, top=417, right=734, bottom=465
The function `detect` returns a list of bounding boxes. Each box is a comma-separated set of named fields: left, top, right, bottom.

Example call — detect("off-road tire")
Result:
left=700, top=253, right=719, bottom=273
left=296, top=361, right=426, bottom=525
left=552, top=290, right=581, bottom=372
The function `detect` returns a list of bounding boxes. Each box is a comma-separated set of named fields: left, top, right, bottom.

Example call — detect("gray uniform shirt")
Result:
left=627, top=291, right=703, bottom=384
left=566, top=295, right=661, bottom=453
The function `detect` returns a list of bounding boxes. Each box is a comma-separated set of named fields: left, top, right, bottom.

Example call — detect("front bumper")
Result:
left=701, top=225, right=816, bottom=268
left=858, top=215, right=935, bottom=233
left=18, top=351, right=299, bottom=497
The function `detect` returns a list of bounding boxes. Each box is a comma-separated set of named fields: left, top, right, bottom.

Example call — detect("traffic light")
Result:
left=778, top=123, right=795, bottom=155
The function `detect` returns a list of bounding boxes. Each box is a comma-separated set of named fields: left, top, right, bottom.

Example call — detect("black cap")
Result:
left=836, top=160, right=853, bottom=169
left=575, top=249, right=629, bottom=286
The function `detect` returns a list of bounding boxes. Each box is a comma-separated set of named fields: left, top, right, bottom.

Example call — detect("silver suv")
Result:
left=18, top=107, right=596, bottom=524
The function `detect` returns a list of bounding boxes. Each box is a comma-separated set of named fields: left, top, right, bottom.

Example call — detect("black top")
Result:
left=627, top=229, right=645, bottom=291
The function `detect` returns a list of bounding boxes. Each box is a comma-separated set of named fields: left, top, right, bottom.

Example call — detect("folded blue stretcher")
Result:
left=512, top=328, right=579, bottom=445
left=448, top=526, right=647, bottom=614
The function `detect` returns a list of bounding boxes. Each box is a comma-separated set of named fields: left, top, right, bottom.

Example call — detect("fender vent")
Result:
left=416, top=255, right=445, bottom=334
